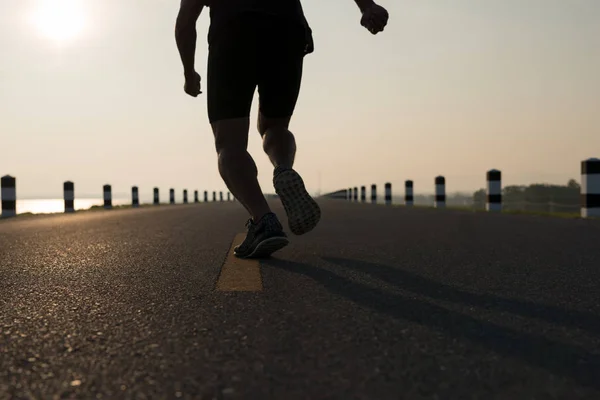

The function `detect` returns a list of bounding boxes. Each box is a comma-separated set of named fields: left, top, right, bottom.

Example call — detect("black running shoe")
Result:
left=234, top=213, right=289, bottom=258
left=273, top=166, right=321, bottom=235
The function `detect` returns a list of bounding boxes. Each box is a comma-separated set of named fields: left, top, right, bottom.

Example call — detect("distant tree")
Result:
left=472, top=189, right=486, bottom=209
left=567, top=179, right=580, bottom=190
left=503, top=185, right=526, bottom=197
left=472, top=182, right=579, bottom=212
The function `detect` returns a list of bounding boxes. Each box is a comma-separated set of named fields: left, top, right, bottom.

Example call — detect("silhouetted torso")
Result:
left=207, top=0, right=312, bottom=52
left=209, top=0, right=306, bottom=21
left=208, top=0, right=309, bottom=36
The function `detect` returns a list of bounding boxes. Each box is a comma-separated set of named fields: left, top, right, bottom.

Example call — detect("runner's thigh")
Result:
left=256, top=20, right=305, bottom=119
left=207, top=20, right=259, bottom=123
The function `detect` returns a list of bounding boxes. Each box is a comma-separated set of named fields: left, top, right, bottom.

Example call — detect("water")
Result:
left=15, top=198, right=132, bottom=215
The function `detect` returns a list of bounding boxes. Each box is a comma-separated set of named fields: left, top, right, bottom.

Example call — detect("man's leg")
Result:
left=210, top=117, right=288, bottom=258
left=206, top=18, right=288, bottom=258
left=256, top=31, right=321, bottom=236
left=211, top=117, right=271, bottom=223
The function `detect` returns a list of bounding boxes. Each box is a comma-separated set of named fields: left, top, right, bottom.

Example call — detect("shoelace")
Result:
left=245, top=214, right=281, bottom=232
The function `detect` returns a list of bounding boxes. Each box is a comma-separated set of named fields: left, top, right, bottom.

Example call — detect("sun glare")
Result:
left=30, top=0, right=86, bottom=43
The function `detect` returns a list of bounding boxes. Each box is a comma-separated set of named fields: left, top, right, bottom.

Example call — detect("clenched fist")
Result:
left=184, top=71, right=202, bottom=97
left=361, top=3, right=389, bottom=35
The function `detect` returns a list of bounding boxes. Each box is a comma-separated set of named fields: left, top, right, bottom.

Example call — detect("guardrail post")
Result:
left=405, top=180, right=413, bottom=206
left=385, top=182, right=392, bottom=205
left=486, top=170, right=502, bottom=212
left=132, top=186, right=139, bottom=208
left=435, top=176, right=446, bottom=208
left=1, top=175, right=17, bottom=218
left=582, top=158, right=600, bottom=218
left=64, top=181, right=75, bottom=213
left=104, top=184, right=112, bottom=209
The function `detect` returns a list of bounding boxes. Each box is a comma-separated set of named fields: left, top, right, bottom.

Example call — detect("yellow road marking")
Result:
left=216, top=233, right=263, bottom=291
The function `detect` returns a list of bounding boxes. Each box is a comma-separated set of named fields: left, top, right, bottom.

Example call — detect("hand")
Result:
left=360, top=3, right=389, bottom=35
left=184, top=71, right=202, bottom=97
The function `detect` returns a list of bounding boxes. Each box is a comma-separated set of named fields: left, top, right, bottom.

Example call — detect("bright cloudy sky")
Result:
left=1, top=0, right=599, bottom=199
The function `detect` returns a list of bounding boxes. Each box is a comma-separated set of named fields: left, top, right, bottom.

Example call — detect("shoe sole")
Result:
left=235, top=236, right=290, bottom=259
left=274, top=169, right=321, bottom=235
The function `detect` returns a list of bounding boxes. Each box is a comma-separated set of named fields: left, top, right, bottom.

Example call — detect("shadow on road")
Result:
left=263, top=258, right=600, bottom=390
left=323, top=256, right=600, bottom=337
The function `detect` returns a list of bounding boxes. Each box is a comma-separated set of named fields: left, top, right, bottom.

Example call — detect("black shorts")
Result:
left=206, top=14, right=308, bottom=124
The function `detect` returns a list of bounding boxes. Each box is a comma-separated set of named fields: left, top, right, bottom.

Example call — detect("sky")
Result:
left=1, top=0, right=599, bottom=200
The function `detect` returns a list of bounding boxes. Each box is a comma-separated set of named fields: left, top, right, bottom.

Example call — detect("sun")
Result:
left=30, top=0, right=86, bottom=43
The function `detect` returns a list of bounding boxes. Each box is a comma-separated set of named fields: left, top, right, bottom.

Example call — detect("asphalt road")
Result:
left=1, top=199, right=599, bottom=399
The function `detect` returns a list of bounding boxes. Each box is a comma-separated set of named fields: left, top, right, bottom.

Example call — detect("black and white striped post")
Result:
left=371, top=184, right=377, bottom=204
left=405, top=180, right=414, bottom=206
left=64, top=181, right=75, bottom=213
left=220, top=191, right=223, bottom=202
left=1, top=175, right=17, bottom=218
left=103, top=184, right=112, bottom=209
left=360, top=186, right=366, bottom=202
left=183, top=189, right=188, bottom=204
left=582, top=158, right=600, bottom=218
left=204, top=191, right=208, bottom=202
left=194, top=190, right=199, bottom=203
left=153, top=188, right=159, bottom=205
left=227, top=192, right=231, bottom=201
left=213, top=191, right=216, bottom=202
left=132, top=186, right=139, bottom=208
left=435, top=176, right=446, bottom=208
left=486, top=170, right=502, bottom=212
left=385, top=182, right=392, bottom=205
left=353, top=187, right=358, bottom=202
left=170, top=189, right=175, bottom=204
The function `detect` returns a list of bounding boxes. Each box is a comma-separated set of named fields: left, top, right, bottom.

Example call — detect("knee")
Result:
left=211, top=118, right=250, bottom=155
left=215, top=136, right=235, bottom=156
left=214, top=134, right=247, bottom=164
left=214, top=136, right=248, bottom=162
left=258, top=120, right=289, bottom=138
left=216, top=145, right=246, bottom=162
left=257, top=113, right=291, bottom=137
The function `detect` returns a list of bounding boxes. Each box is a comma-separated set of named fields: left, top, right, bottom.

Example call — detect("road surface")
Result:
left=1, top=200, right=599, bottom=399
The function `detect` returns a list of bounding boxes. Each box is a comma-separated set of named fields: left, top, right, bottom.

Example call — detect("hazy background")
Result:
left=1, top=0, right=599, bottom=200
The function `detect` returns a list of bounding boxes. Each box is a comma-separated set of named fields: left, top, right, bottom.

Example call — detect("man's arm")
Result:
left=354, top=0, right=375, bottom=13
left=175, top=0, right=205, bottom=78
